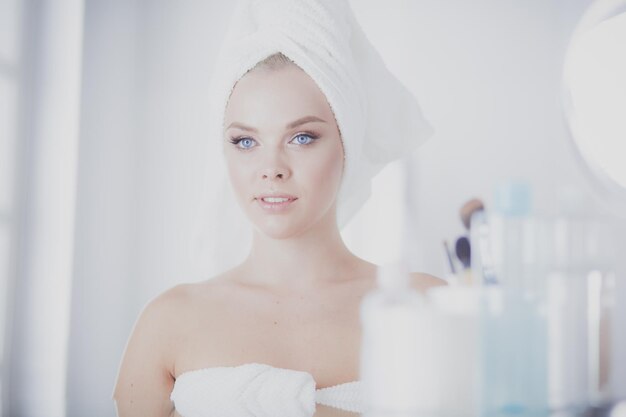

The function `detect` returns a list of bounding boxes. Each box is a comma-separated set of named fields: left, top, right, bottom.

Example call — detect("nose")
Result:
left=259, top=166, right=290, bottom=181
left=256, top=146, right=291, bottom=182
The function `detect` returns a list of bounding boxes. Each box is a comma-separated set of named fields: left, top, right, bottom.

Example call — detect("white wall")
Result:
left=66, top=1, right=624, bottom=415
left=346, top=0, right=600, bottom=276
left=66, top=1, right=139, bottom=416
left=131, top=1, right=234, bottom=305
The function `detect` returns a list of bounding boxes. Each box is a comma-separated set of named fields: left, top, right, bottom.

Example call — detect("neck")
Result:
left=238, top=212, right=364, bottom=292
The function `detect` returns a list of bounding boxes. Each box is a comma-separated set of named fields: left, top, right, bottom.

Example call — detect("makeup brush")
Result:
left=459, top=197, right=498, bottom=285
left=443, top=240, right=457, bottom=275
left=460, top=198, right=484, bottom=231
left=455, top=236, right=473, bottom=285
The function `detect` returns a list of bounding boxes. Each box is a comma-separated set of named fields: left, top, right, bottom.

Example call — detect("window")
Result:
left=0, top=0, right=23, bottom=412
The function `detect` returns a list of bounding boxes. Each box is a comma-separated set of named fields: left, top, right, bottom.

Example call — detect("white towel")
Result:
left=207, top=0, right=434, bottom=227
left=170, top=363, right=365, bottom=417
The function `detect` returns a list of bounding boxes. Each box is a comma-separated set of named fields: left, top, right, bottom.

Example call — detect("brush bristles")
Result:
left=460, top=198, right=484, bottom=230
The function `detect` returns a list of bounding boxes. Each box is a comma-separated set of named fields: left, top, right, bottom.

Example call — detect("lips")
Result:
left=255, top=194, right=297, bottom=211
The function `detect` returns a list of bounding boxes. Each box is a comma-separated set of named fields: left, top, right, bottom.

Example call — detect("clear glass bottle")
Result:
left=359, top=262, right=432, bottom=416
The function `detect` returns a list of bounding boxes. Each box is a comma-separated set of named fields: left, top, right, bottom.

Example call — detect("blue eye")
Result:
left=240, top=138, right=255, bottom=148
left=290, top=133, right=317, bottom=145
left=229, top=137, right=257, bottom=149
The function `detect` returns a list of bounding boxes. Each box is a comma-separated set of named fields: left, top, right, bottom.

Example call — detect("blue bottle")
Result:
left=479, top=180, right=549, bottom=417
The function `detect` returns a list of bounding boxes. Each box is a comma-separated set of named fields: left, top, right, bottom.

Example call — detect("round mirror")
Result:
left=563, top=0, right=626, bottom=214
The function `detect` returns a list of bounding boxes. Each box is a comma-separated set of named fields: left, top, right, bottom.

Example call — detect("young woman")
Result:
left=113, top=2, right=445, bottom=416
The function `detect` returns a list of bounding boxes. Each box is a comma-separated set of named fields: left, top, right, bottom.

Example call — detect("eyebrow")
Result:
left=226, top=115, right=327, bottom=132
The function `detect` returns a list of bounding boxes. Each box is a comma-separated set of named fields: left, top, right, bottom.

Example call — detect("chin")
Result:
left=252, top=216, right=314, bottom=240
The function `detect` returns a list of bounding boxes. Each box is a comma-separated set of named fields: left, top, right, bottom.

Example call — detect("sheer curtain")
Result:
left=0, top=0, right=23, bottom=413
left=3, top=1, right=85, bottom=416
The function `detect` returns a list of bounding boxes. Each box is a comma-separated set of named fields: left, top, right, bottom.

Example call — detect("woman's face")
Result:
left=223, top=64, right=344, bottom=239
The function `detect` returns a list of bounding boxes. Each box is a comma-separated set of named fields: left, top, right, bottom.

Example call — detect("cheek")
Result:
left=302, top=149, right=344, bottom=198
left=225, top=154, right=252, bottom=198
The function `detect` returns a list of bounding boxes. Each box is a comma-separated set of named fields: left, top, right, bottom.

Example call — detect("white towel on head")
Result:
left=207, top=0, right=434, bottom=228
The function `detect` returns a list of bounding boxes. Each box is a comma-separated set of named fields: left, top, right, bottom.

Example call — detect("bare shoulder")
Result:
left=112, top=279, right=229, bottom=415
left=156, top=281, right=206, bottom=308
left=145, top=280, right=227, bottom=324
left=147, top=283, right=191, bottom=311
left=409, top=272, right=447, bottom=294
left=139, top=283, right=196, bottom=331
left=112, top=283, right=196, bottom=416
left=114, top=283, right=194, bottom=373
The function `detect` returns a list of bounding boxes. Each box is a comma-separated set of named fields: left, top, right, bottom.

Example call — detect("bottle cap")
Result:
left=493, top=180, right=532, bottom=216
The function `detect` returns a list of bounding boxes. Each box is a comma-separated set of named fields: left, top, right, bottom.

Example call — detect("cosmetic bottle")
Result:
left=544, top=186, right=591, bottom=412
left=479, top=180, right=549, bottom=417
left=359, top=262, right=434, bottom=416
left=545, top=185, right=620, bottom=412
left=426, top=284, right=482, bottom=417
left=470, top=208, right=498, bottom=285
